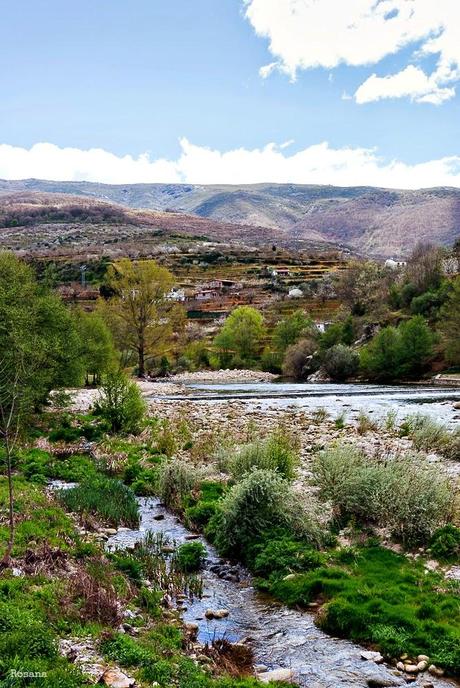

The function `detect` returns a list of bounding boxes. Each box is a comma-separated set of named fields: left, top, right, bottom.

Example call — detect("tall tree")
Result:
left=213, top=306, right=265, bottom=368
left=0, top=253, right=82, bottom=566
left=75, top=309, right=115, bottom=384
left=102, top=259, right=176, bottom=376
left=440, top=276, right=460, bottom=366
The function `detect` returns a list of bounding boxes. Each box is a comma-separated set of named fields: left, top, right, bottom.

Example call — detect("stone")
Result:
left=99, top=668, right=135, bottom=687
left=205, top=608, right=229, bottom=619
left=404, top=664, right=419, bottom=673
left=367, top=677, right=402, bottom=687
left=257, top=668, right=293, bottom=684
left=153, top=514, right=165, bottom=521
left=396, top=662, right=405, bottom=671
left=416, top=660, right=428, bottom=671
left=417, top=655, right=429, bottom=663
left=428, top=665, right=444, bottom=677
left=361, top=650, right=384, bottom=663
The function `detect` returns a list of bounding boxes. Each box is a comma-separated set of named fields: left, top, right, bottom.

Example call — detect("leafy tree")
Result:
left=320, top=316, right=355, bottom=350
left=282, top=338, right=318, bottom=379
left=360, top=316, right=433, bottom=381
left=75, top=310, right=116, bottom=384
left=213, top=306, right=265, bottom=368
left=0, top=253, right=82, bottom=565
left=337, top=260, right=389, bottom=318
left=102, top=259, right=177, bottom=376
left=273, top=310, right=313, bottom=353
left=439, top=276, right=460, bottom=366
left=323, top=344, right=359, bottom=381
left=94, top=371, right=146, bottom=434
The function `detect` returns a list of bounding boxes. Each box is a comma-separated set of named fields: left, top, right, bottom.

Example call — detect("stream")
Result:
left=106, top=497, right=458, bottom=688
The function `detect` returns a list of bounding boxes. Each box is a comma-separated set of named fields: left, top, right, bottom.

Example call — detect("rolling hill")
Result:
left=1, top=180, right=459, bottom=257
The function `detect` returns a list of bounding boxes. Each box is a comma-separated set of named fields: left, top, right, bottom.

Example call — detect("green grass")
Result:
left=20, top=448, right=99, bottom=483
left=58, top=476, right=139, bottom=527
left=271, top=546, right=460, bottom=672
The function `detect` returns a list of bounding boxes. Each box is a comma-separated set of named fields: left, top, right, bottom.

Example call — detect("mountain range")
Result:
left=1, top=179, right=459, bottom=258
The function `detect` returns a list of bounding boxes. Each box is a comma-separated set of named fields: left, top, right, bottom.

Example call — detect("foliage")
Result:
left=94, top=371, right=147, bottom=435
left=157, top=458, right=198, bottom=510
left=102, top=258, right=178, bottom=376
left=273, top=310, right=314, bottom=353
left=401, top=414, right=460, bottom=461
left=323, top=344, right=359, bottom=381
left=312, top=445, right=453, bottom=545
left=337, top=260, right=389, bottom=318
left=213, top=306, right=266, bottom=369
left=252, top=536, right=323, bottom=582
left=74, top=309, right=115, bottom=384
left=58, top=476, right=139, bottom=527
left=282, top=337, right=318, bottom=379
left=20, top=448, right=98, bottom=483
left=227, top=431, right=299, bottom=481
left=210, top=469, right=319, bottom=559
left=320, top=316, right=355, bottom=350
left=439, top=275, right=460, bottom=365
left=360, top=316, right=434, bottom=381
left=430, top=525, right=460, bottom=561
left=174, top=541, right=206, bottom=573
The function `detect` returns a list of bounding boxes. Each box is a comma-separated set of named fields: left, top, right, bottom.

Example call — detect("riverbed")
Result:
left=153, top=381, right=460, bottom=427
left=107, top=497, right=458, bottom=688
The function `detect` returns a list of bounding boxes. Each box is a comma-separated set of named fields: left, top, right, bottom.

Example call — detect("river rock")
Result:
left=428, top=665, right=444, bottom=677
left=404, top=664, right=419, bottom=673
left=205, top=608, right=229, bottom=619
left=99, top=668, right=135, bottom=687
left=417, top=660, right=428, bottom=671
left=417, top=655, right=429, bottom=663
left=257, top=668, right=293, bottom=683
left=361, top=650, right=384, bottom=663
left=367, top=677, right=403, bottom=687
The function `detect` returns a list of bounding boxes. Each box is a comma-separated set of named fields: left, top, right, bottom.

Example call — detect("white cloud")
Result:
left=243, top=0, right=460, bottom=104
left=1, top=139, right=460, bottom=189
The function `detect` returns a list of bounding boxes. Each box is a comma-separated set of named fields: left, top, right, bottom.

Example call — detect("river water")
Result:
left=107, top=498, right=458, bottom=688
left=157, top=381, right=460, bottom=427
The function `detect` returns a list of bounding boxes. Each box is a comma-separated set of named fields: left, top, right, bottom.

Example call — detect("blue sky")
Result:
left=1, top=0, right=460, bottom=187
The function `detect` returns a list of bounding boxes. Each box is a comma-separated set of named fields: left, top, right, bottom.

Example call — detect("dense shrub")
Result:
left=322, top=344, right=359, bottom=381
left=94, top=371, right=146, bottom=435
left=430, top=525, right=460, bottom=560
left=282, top=337, right=318, bottom=380
left=59, top=476, right=139, bottom=527
left=210, top=469, right=320, bottom=559
left=228, top=431, right=299, bottom=481
left=313, top=445, right=453, bottom=545
left=174, top=541, right=206, bottom=573
left=252, top=536, right=323, bottom=581
left=157, top=459, right=198, bottom=510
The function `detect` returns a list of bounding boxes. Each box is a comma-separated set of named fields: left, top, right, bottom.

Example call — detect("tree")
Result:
left=337, top=260, right=389, bottom=318
left=273, top=310, right=314, bottom=353
left=360, top=316, right=433, bottom=381
left=439, top=276, right=460, bottom=366
left=102, top=259, right=176, bottom=377
left=94, top=371, right=146, bottom=434
left=282, top=338, right=318, bottom=379
left=75, top=310, right=115, bottom=384
left=405, top=243, right=443, bottom=295
left=213, top=306, right=266, bottom=368
left=323, top=344, right=359, bottom=381
left=0, top=253, right=82, bottom=566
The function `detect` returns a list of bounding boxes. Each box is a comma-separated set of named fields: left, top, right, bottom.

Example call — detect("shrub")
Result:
left=210, top=469, right=319, bottom=559
left=313, top=445, right=453, bottom=545
left=174, top=541, right=206, bottom=573
left=59, top=476, right=139, bottom=527
left=94, top=371, right=146, bottom=435
left=228, top=431, right=299, bottom=481
left=430, top=525, right=460, bottom=560
left=282, top=337, right=318, bottom=379
left=252, top=536, right=323, bottom=581
left=356, top=412, right=377, bottom=434
left=323, top=344, right=359, bottom=381
left=403, top=413, right=460, bottom=460
left=157, top=459, right=198, bottom=510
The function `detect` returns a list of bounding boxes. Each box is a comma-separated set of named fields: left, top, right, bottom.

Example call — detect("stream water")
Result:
left=106, top=498, right=458, bottom=688
left=153, top=381, right=460, bottom=427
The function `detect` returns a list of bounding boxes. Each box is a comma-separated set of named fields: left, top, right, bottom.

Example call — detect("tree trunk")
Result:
left=0, top=446, right=14, bottom=568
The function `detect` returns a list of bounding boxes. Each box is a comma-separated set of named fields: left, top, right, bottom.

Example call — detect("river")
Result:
left=154, top=381, right=460, bottom=427
left=106, top=497, right=458, bottom=688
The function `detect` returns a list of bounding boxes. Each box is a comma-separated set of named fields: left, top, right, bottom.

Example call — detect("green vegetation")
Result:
left=323, top=344, right=359, bottom=381
left=58, top=476, right=140, bottom=527
left=94, top=371, right=147, bottom=434
left=224, top=430, right=299, bottom=481
left=174, top=541, right=207, bottom=573
left=213, top=306, right=266, bottom=369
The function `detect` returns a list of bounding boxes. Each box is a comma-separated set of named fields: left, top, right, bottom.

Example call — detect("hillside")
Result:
left=1, top=181, right=459, bottom=257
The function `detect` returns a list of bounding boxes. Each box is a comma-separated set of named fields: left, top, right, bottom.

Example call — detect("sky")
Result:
left=1, top=0, right=460, bottom=188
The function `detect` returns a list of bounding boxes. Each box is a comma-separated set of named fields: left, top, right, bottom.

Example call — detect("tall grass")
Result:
left=59, top=476, right=139, bottom=527
left=402, top=413, right=460, bottom=461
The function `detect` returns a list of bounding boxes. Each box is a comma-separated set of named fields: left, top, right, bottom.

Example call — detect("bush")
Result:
left=252, top=536, right=323, bottom=581
left=157, top=459, right=198, bottom=510
left=174, top=541, right=206, bottom=572
left=430, top=525, right=460, bottom=560
left=323, top=344, right=359, bottom=381
left=94, top=371, right=146, bottom=435
left=210, top=469, right=319, bottom=559
left=313, top=445, right=453, bottom=545
left=228, top=431, right=299, bottom=481
left=402, top=414, right=460, bottom=461
left=282, top=337, right=318, bottom=380
left=59, top=476, right=139, bottom=527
